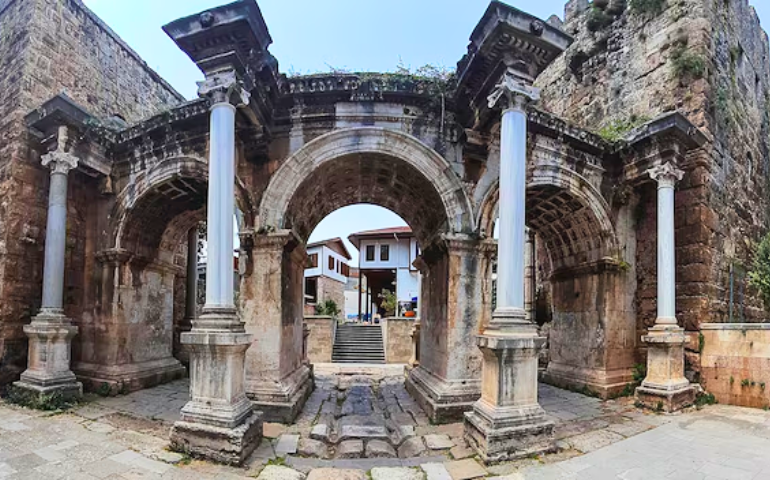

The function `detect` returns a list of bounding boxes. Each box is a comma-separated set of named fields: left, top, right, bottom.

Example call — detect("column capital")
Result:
left=647, top=162, right=684, bottom=188
left=487, top=68, right=541, bottom=112
left=41, top=151, right=78, bottom=175
left=197, top=70, right=251, bottom=107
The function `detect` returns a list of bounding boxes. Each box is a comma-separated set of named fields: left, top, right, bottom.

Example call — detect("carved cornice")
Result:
left=96, top=248, right=132, bottom=266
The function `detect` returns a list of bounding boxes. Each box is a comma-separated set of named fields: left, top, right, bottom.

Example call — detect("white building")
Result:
left=304, top=238, right=351, bottom=314
left=348, top=226, right=421, bottom=319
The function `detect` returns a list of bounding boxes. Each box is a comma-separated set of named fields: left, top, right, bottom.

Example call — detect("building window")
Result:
left=366, top=245, right=375, bottom=262
left=307, top=253, right=318, bottom=269
left=380, top=244, right=390, bottom=262
left=305, top=277, right=318, bottom=304
left=342, top=264, right=350, bottom=277
left=329, top=256, right=335, bottom=270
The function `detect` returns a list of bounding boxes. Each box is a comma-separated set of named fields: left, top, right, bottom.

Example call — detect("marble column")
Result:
left=465, top=69, right=554, bottom=463
left=635, top=162, right=696, bottom=412
left=15, top=126, right=82, bottom=401
left=170, top=70, right=262, bottom=465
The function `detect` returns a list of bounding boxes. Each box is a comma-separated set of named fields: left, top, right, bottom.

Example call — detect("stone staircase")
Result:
left=332, top=324, right=385, bottom=364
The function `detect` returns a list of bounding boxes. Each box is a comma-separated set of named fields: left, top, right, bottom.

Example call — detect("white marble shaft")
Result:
left=489, top=70, right=540, bottom=320
left=40, top=148, right=78, bottom=313
left=205, top=102, right=237, bottom=309
left=648, top=162, right=684, bottom=325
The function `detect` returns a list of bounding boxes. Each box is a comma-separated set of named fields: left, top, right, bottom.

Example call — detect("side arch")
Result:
left=477, top=164, right=619, bottom=271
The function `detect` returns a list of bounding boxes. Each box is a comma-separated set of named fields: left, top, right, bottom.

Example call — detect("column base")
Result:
left=74, top=357, right=186, bottom=395
left=170, top=411, right=263, bottom=466
left=405, top=365, right=481, bottom=424
left=540, top=362, right=633, bottom=399
left=247, top=363, right=314, bottom=423
left=635, top=324, right=695, bottom=413
left=15, top=315, right=82, bottom=401
left=464, top=401, right=555, bottom=464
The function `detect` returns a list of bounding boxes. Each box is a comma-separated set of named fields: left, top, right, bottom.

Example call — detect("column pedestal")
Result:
left=465, top=314, right=554, bottom=464
left=635, top=325, right=696, bottom=413
left=170, top=309, right=262, bottom=465
left=14, top=311, right=82, bottom=401
left=409, top=320, right=421, bottom=368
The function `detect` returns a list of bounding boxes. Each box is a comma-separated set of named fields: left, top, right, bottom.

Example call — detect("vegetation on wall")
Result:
left=596, top=115, right=651, bottom=142
left=671, top=42, right=706, bottom=80
left=379, top=289, right=397, bottom=317
left=587, top=6, right=614, bottom=32
left=629, top=0, right=666, bottom=16
left=749, top=233, right=770, bottom=311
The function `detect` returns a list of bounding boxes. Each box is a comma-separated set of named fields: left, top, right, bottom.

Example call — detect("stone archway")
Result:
left=478, top=165, right=634, bottom=397
left=243, top=127, right=485, bottom=422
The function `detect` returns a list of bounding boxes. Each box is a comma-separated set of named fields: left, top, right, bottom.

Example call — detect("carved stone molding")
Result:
left=197, top=70, right=251, bottom=107
left=42, top=151, right=79, bottom=175
left=647, top=162, right=684, bottom=189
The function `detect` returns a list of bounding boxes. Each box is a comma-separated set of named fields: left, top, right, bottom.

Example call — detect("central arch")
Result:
left=259, top=127, right=475, bottom=244
left=245, top=127, right=485, bottom=423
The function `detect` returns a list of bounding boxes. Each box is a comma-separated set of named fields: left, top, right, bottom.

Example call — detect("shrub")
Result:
left=597, top=115, right=651, bottom=142
left=630, top=0, right=666, bottom=16
left=315, top=299, right=341, bottom=318
left=694, top=391, right=717, bottom=408
left=749, top=233, right=770, bottom=311
left=671, top=43, right=706, bottom=80
left=587, top=7, right=614, bottom=32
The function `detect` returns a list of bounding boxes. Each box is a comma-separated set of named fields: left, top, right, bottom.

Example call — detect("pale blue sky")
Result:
left=82, top=0, right=770, bottom=263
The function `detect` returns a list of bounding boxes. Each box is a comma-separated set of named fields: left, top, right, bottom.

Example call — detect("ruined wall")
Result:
left=537, top=0, right=770, bottom=381
left=0, top=0, right=185, bottom=386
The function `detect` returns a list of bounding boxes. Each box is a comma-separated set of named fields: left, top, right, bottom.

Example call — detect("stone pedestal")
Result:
left=170, top=310, right=262, bottom=465
left=635, top=326, right=696, bottom=413
left=465, top=320, right=554, bottom=464
left=14, top=311, right=82, bottom=400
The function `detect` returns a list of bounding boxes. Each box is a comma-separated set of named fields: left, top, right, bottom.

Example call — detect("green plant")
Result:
left=698, top=333, right=705, bottom=353
left=597, top=115, right=651, bottom=142
left=632, top=363, right=648, bottom=383
left=741, top=378, right=751, bottom=387
left=315, top=299, right=341, bottom=318
left=378, top=289, right=398, bottom=317
left=761, top=382, right=766, bottom=391
left=5, top=385, right=78, bottom=411
left=730, top=376, right=735, bottom=385
left=96, top=382, right=112, bottom=397
left=655, top=401, right=664, bottom=412
left=694, top=391, right=717, bottom=408
left=630, top=0, right=666, bottom=16
left=587, top=6, right=613, bottom=31
left=749, top=233, right=770, bottom=311
left=671, top=43, right=706, bottom=80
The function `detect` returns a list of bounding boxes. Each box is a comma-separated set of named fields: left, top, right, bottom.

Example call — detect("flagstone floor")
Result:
left=0, top=367, right=768, bottom=479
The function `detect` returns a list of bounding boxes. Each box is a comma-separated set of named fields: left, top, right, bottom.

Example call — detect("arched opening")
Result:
left=481, top=168, right=633, bottom=398
left=302, top=205, right=420, bottom=366
left=245, top=127, right=482, bottom=423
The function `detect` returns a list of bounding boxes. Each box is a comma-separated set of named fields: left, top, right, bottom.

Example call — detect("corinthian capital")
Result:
left=647, top=162, right=684, bottom=188
left=197, top=70, right=251, bottom=107
left=41, top=151, right=79, bottom=175
left=487, top=68, right=540, bottom=112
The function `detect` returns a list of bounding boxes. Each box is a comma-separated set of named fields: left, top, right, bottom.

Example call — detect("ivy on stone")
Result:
left=749, top=233, right=770, bottom=311
left=629, top=0, right=666, bottom=16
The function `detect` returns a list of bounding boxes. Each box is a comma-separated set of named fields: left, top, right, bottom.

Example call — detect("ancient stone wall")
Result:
left=0, top=0, right=186, bottom=386
left=537, top=0, right=770, bottom=381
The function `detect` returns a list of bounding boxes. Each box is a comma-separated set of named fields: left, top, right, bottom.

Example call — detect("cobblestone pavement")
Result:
left=0, top=371, right=768, bottom=478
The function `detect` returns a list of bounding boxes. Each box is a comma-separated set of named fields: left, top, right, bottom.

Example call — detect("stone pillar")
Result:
left=177, top=227, right=199, bottom=365
left=14, top=126, right=82, bottom=401
left=170, top=71, right=261, bottom=465
left=465, top=70, right=554, bottom=463
left=524, top=229, right=536, bottom=322
left=409, top=320, right=421, bottom=368
left=635, top=162, right=696, bottom=412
